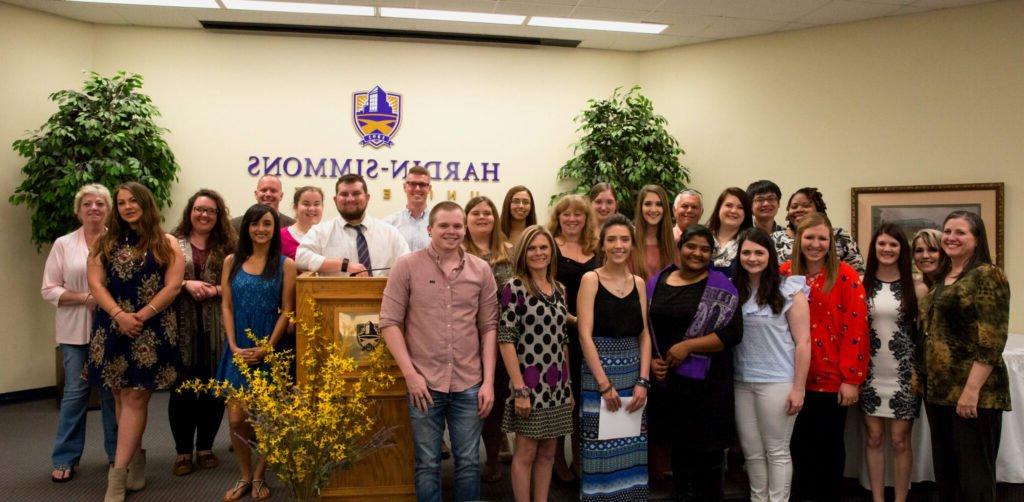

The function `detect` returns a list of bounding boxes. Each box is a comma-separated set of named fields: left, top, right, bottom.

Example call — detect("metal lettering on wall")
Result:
left=245, top=84, right=501, bottom=183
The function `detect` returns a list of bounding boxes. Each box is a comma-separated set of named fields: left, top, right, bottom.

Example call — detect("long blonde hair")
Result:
left=790, top=212, right=838, bottom=292
left=511, top=225, right=562, bottom=299
left=548, top=194, right=599, bottom=256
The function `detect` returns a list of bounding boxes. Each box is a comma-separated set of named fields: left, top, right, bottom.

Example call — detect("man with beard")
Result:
left=296, top=173, right=408, bottom=276
left=231, top=174, right=295, bottom=232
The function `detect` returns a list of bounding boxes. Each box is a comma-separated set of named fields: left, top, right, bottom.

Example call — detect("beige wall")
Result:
left=638, top=0, right=1021, bottom=327
left=1, top=0, right=1020, bottom=393
left=1, top=4, right=95, bottom=394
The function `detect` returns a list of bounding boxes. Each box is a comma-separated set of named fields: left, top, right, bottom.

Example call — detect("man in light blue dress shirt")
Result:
left=384, top=165, right=432, bottom=252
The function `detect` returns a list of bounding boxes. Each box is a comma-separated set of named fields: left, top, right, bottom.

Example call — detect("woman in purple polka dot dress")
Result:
left=498, top=225, right=573, bottom=502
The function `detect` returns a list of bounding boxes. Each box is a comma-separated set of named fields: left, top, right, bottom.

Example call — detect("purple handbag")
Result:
left=675, top=354, right=711, bottom=380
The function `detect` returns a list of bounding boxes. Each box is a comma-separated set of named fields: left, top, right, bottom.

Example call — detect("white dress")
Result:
left=859, top=281, right=919, bottom=420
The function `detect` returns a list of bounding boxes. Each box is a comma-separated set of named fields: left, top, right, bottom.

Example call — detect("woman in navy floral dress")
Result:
left=87, top=182, right=185, bottom=502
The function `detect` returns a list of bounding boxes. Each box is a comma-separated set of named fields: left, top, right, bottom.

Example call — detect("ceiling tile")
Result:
left=797, top=0, right=901, bottom=25
left=653, top=0, right=718, bottom=16
left=567, top=5, right=649, bottom=22
left=415, top=0, right=500, bottom=12
left=700, top=16, right=788, bottom=38
left=493, top=2, right=574, bottom=17
left=712, top=0, right=832, bottom=22
left=913, top=0, right=991, bottom=7
left=577, top=0, right=663, bottom=11
left=646, top=11, right=717, bottom=37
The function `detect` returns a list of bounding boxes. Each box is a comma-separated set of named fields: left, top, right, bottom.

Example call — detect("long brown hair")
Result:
left=633, top=184, right=677, bottom=272
left=92, top=182, right=175, bottom=266
left=173, top=188, right=236, bottom=273
left=511, top=225, right=562, bottom=299
left=789, top=212, right=839, bottom=292
left=935, top=210, right=994, bottom=281
left=863, top=223, right=918, bottom=325
left=499, top=185, right=537, bottom=240
left=548, top=194, right=599, bottom=256
left=463, top=196, right=509, bottom=266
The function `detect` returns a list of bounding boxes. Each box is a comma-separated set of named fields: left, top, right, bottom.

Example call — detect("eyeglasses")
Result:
left=193, top=207, right=218, bottom=216
left=510, top=198, right=531, bottom=206
left=752, top=195, right=779, bottom=205
left=405, top=181, right=431, bottom=190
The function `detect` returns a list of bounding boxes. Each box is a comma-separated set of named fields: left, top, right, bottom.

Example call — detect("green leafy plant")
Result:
left=555, top=85, right=689, bottom=218
left=10, top=71, right=180, bottom=249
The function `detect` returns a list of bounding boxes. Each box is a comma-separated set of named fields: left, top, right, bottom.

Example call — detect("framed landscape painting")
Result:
left=851, top=183, right=1004, bottom=268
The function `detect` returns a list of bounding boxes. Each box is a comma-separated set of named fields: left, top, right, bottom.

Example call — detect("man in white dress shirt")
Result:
left=296, top=173, right=409, bottom=276
left=383, top=165, right=432, bottom=252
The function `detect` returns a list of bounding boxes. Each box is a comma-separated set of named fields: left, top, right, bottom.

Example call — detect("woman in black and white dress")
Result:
left=858, top=223, right=919, bottom=502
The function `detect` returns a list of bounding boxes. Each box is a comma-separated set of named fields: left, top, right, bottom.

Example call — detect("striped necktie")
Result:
left=346, top=223, right=373, bottom=274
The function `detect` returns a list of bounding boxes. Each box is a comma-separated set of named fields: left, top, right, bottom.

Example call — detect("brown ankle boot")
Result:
left=104, top=467, right=128, bottom=502
left=126, top=449, right=146, bottom=491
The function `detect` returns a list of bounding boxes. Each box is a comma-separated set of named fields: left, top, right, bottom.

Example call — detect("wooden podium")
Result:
left=296, top=273, right=415, bottom=501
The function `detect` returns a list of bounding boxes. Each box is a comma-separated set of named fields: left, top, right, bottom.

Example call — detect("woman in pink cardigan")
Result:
left=42, top=184, right=118, bottom=483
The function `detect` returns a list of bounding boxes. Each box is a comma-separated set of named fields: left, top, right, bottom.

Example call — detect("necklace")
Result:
left=603, top=270, right=632, bottom=296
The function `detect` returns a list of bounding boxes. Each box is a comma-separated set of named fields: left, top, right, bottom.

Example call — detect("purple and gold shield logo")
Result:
left=353, top=85, right=402, bottom=148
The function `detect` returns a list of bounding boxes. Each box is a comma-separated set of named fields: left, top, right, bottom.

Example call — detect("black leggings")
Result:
left=168, top=390, right=225, bottom=455
left=791, top=390, right=847, bottom=502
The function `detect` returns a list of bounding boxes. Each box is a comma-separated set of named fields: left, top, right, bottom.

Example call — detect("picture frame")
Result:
left=851, top=183, right=1004, bottom=268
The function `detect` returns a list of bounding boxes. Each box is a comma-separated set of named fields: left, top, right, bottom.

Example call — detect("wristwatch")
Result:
left=514, top=386, right=530, bottom=398
left=341, top=258, right=350, bottom=273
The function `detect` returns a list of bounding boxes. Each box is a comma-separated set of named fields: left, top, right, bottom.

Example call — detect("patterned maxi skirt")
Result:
left=580, top=336, right=648, bottom=501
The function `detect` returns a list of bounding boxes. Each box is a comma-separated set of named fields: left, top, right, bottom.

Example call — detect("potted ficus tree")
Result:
left=556, top=85, right=690, bottom=218
left=9, top=70, right=179, bottom=249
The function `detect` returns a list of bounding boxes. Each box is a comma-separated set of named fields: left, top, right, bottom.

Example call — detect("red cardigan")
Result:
left=781, top=261, right=869, bottom=393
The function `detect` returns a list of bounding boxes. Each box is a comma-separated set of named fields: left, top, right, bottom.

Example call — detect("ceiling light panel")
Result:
left=67, top=0, right=219, bottom=7
left=221, top=0, right=375, bottom=16
left=380, top=7, right=526, bottom=25
left=528, top=16, right=667, bottom=34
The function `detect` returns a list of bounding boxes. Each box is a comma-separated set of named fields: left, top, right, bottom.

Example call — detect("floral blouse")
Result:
left=919, top=264, right=1011, bottom=411
left=781, top=260, right=869, bottom=393
left=772, top=226, right=865, bottom=274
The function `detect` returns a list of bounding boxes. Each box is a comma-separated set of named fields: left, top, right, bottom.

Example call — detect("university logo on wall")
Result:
left=353, top=85, right=402, bottom=148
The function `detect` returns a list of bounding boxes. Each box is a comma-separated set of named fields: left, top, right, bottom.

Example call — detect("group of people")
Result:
left=42, top=170, right=1011, bottom=502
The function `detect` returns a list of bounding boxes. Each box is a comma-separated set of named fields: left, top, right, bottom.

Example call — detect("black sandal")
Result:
left=51, top=466, right=75, bottom=483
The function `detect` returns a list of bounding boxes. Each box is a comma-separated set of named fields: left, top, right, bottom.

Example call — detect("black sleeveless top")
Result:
left=556, top=253, right=598, bottom=315
left=592, top=276, right=644, bottom=339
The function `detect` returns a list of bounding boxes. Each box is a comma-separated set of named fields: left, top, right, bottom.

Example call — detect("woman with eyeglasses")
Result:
left=168, top=189, right=236, bottom=477
left=501, top=185, right=537, bottom=245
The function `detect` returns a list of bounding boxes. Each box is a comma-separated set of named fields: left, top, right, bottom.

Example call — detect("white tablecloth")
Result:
left=845, top=334, right=1024, bottom=486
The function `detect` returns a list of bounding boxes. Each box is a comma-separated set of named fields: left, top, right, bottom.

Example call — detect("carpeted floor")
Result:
left=2, top=392, right=1022, bottom=501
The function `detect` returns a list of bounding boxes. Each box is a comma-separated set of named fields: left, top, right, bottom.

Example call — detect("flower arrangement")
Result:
left=180, top=299, right=396, bottom=501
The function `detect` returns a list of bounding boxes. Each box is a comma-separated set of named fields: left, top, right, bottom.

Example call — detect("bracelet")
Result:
left=598, top=383, right=615, bottom=395
left=514, top=386, right=530, bottom=398
left=146, top=304, right=159, bottom=315
left=636, top=377, right=651, bottom=389
left=341, top=258, right=350, bottom=273
left=111, top=308, right=124, bottom=319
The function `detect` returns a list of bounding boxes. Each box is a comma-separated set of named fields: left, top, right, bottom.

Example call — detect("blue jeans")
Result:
left=52, top=344, right=117, bottom=467
left=408, top=384, right=483, bottom=502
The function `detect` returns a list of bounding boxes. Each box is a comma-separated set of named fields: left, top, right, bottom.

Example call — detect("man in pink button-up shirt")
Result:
left=380, top=201, right=498, bottom=502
